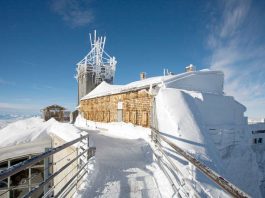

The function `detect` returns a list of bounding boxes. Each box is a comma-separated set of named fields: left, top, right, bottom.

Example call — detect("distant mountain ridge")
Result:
left=0, top=113, right=40, bottom=129
left=0, top=113, right=39, bottom=120
left=0, top=114, right=21, bottom=120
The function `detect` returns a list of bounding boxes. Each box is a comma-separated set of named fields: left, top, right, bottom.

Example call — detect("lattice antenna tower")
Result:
left=76, top=30, right=117, bottom=84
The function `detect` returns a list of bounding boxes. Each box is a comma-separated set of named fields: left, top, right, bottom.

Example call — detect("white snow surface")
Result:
left=155, top=88, right=262, bottom=198
left=75, top=115, right=174, bottom=198
left=81, top=70, right=224, bottom=100
left=0, top=117, right=81, bottom=161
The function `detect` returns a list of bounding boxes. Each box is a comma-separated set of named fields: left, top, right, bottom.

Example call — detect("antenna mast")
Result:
left=76, top=30, right=117, bottom=85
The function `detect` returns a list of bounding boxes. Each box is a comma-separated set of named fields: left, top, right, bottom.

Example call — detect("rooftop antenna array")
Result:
left=76, top=30, right=117, bottom=84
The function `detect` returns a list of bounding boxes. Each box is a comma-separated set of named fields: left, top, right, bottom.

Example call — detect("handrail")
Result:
left=0, top=133, right=96, bottom=198
left=0, top=134, right=89, bottom=181
left=151, top=127, right=250, bottom=198
left=23, top=147, right=95, bottom=198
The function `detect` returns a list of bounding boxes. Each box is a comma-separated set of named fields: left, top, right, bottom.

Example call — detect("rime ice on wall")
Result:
left=155, top=88, right=262, bottom=198
left=76, top=30, right=117, bottom=104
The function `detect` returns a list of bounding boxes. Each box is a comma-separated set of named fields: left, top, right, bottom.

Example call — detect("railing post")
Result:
left=44, top=148, right=50, bottom=196
left=87, top=135, right=91, bottom=160
left=76, top=145, right=79, bottom=195
left=151, top=97, right=159, bottom=144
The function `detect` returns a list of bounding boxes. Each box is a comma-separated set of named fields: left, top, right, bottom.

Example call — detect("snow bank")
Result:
left=75, top=115, right=150, bottom=141
left=0, top=117, right=81, bottom=161
left=155, top=88, right=262, bottom=198
left=155, top=88, right=227, bottom=197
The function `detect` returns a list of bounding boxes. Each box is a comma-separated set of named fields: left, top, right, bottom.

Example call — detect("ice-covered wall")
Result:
left=164, top=71, right=224, bottom=95
left=190, top=92, right=247, bottom=127
left=155, top=88, right=262, bottom=197
left=155, top=88, right=228, bottom=197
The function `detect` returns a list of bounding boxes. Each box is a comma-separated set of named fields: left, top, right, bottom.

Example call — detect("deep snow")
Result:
left=155, top=88, right=262, bottom=198
left=75, top=116, right=175, bottom=198
left=0, top=117, right=81, bottom=161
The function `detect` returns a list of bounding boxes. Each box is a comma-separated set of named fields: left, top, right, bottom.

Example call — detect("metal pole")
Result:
left=44, top=148, right=50, bottom=195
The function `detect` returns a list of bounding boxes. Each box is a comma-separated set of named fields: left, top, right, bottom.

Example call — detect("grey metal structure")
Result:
left=76, top=30, right=117, bottom=104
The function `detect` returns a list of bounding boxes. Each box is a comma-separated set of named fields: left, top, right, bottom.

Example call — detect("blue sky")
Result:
left=0, top=0, right=264, bottom=118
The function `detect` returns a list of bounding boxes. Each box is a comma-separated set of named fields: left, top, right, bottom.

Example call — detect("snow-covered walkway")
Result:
left=76, top=127, right=163, bottom=198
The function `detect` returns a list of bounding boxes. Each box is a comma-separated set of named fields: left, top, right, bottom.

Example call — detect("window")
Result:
left=253, top=138, right=263, bottom=144
left=0, top=155, right=44, bottom=198
left=142, top=111, right=148, bottom=127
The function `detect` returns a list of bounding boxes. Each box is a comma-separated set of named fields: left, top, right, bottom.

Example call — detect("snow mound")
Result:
left=75, top=115, right=150, bottom=141
left=0, top=117, right=81, bottom=161
left=155, top=88, right=262, bottom=198
left=0, top=117, right=53, bottom=148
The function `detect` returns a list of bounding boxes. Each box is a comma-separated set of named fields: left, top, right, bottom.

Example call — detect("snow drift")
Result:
left=0, top=117, right=80, bottom=161
left=155, top=88, right=262, bottom=197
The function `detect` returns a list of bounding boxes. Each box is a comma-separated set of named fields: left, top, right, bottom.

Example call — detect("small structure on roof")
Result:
left=41, top=104, right=70, bottom=122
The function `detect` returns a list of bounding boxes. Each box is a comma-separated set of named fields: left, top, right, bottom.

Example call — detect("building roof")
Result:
left=42, top=104, right=66, bottom=111
left=81, top=69, right=224, bottom=100
left=0, top=117, right=81, bottom=161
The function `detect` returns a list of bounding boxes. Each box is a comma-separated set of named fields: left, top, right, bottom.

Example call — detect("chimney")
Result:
left=185, top=64, right=196, bottom=72
left=140, top=72, right=146, bottom=80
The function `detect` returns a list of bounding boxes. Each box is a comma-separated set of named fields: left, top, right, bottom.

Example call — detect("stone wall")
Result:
left=79, top=89, right=153, bottom=127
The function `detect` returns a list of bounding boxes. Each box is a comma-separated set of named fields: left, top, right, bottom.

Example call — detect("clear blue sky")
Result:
left=0, top=0, right=265, bottom=118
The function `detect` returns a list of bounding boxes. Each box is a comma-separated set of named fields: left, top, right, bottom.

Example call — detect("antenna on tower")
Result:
left=76, top=30, right=117, bottom=102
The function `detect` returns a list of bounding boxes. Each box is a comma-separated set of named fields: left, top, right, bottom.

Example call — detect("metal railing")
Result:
left=0, top=134, right=96, bottom=198
left=151, top=127, right=250, bottom=198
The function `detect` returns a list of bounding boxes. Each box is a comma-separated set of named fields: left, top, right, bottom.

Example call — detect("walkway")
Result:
left=76, top=127, right=162, bottom=198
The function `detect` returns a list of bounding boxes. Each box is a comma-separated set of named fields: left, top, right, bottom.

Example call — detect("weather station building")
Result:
left=75, top=32, right=247, bottom=131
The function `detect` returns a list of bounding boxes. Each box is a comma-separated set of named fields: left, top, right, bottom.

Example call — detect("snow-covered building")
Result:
left=41, top=104, right=70, bottom=122
left=0, top=118, right=83, bottom=198
left=78, top=68, right=265, bottom=197
left=79, top=69, right=246, bottom=128
left=249, top=123, right=265, bottom=146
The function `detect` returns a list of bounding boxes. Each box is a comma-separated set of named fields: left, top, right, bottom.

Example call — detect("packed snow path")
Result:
left=76, top=127, right=162, bottom=198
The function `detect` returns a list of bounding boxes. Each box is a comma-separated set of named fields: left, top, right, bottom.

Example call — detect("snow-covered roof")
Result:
left=81, top=69, right=224, bottom=100
left=0, top=117, right=81, bottom=161
left=41, top=104, right=66, bottom=111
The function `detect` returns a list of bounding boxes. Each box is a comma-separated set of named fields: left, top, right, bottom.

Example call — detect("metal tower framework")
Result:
left=76, top=30, right=117, bottom=85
